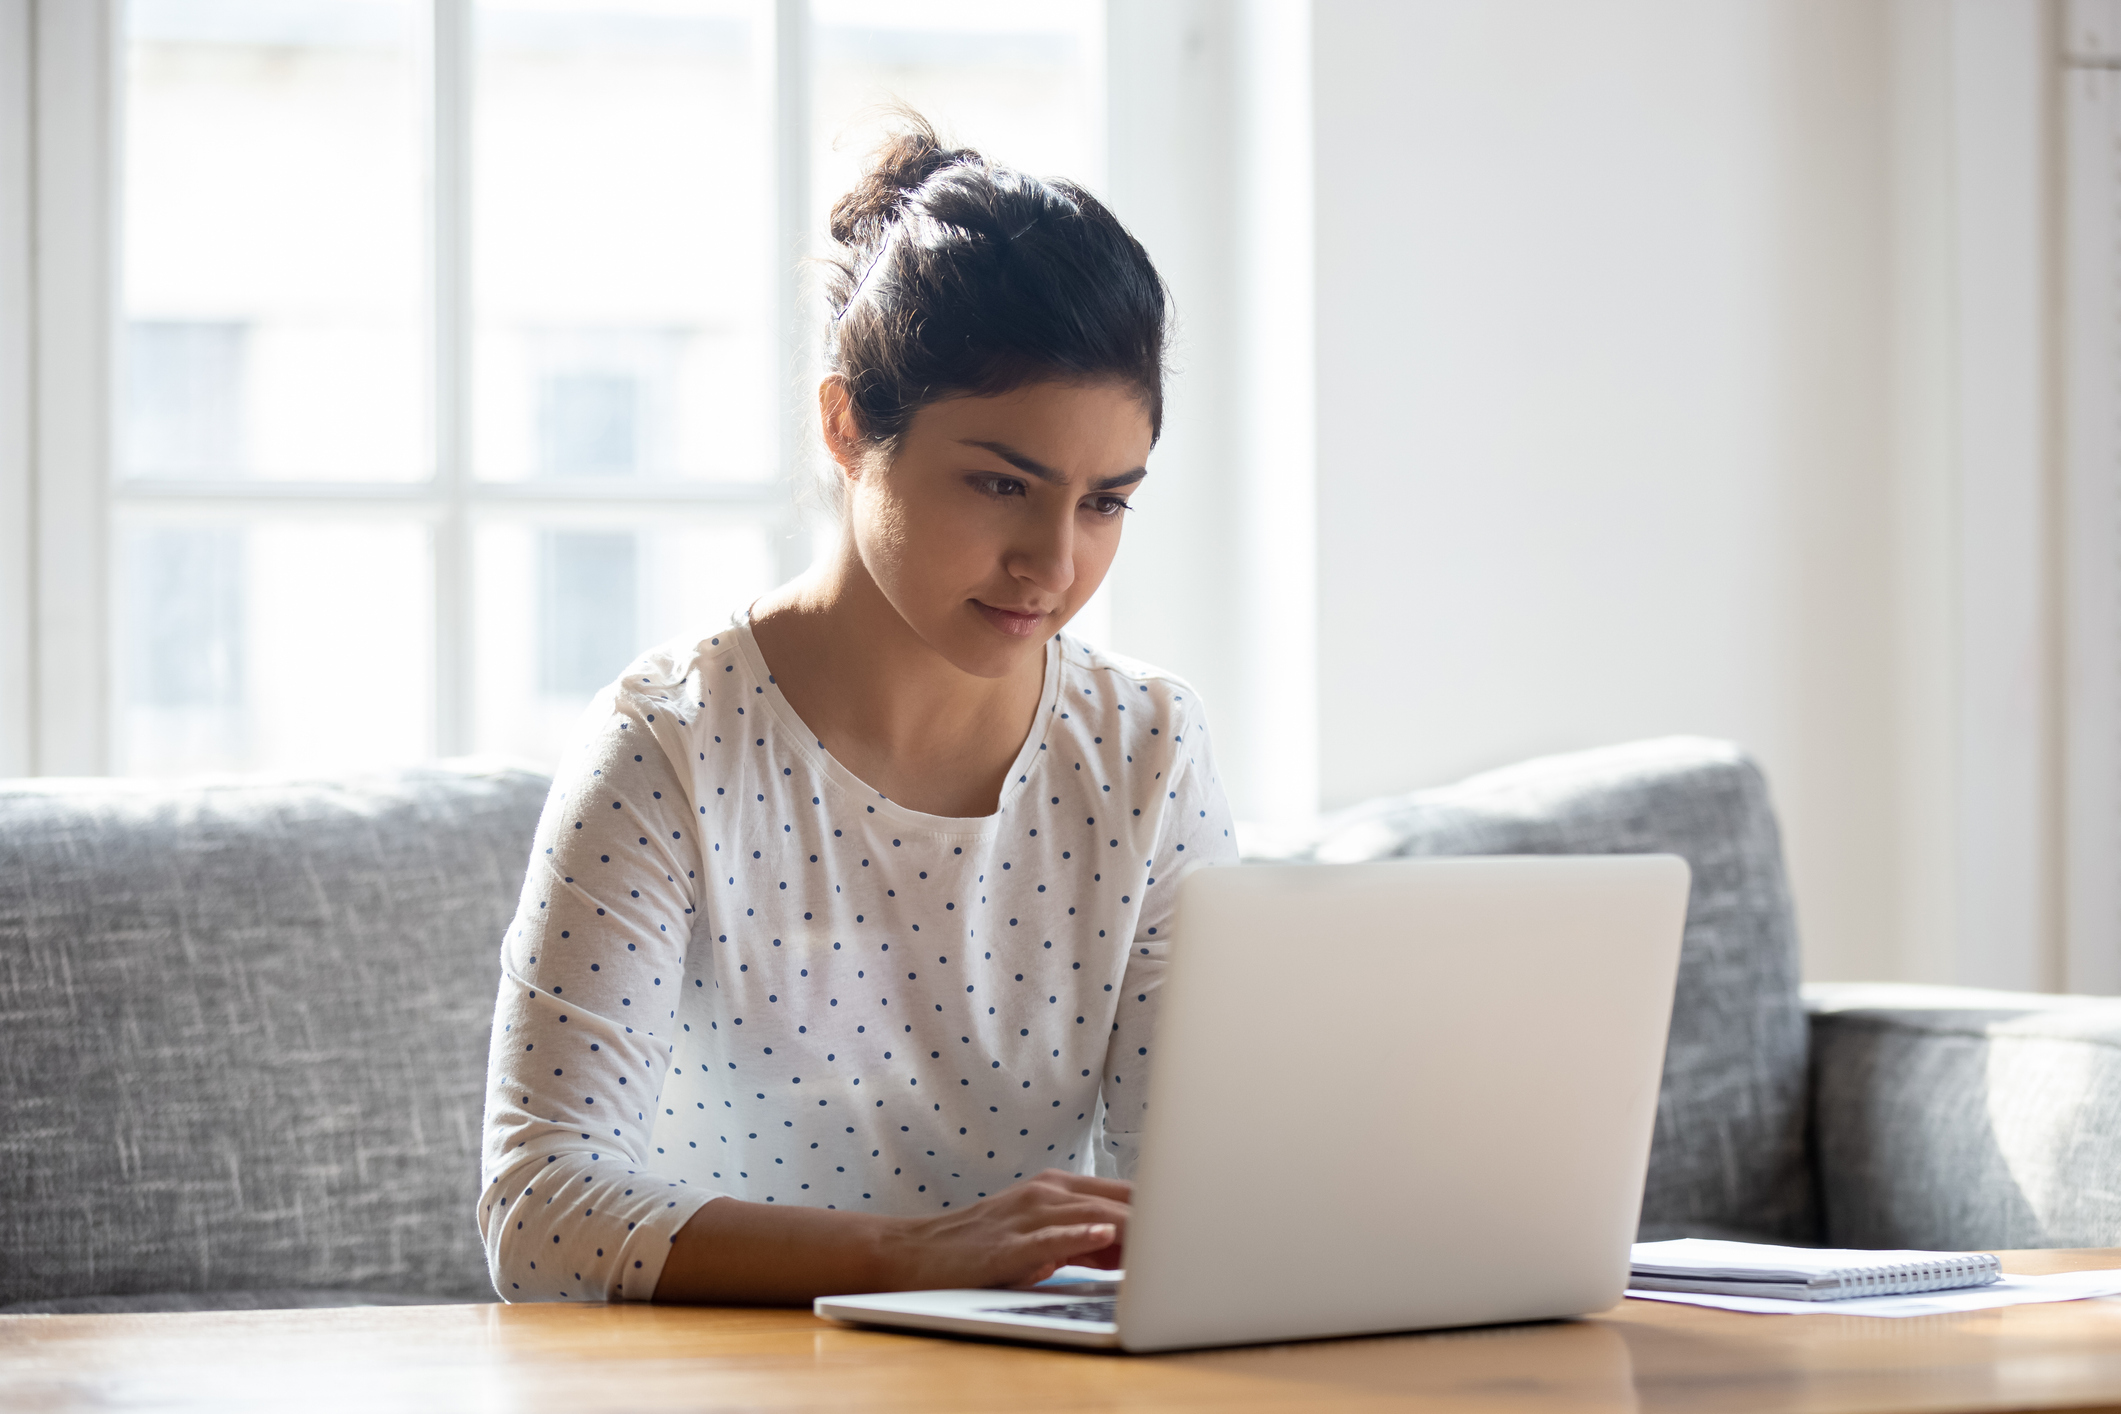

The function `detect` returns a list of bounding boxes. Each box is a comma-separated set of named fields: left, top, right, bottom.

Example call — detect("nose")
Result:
left=1006, top=504, right=1077, bottom=600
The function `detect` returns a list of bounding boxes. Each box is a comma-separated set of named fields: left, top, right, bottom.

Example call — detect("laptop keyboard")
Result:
left=981, top=1297, right=1117, bottom=1325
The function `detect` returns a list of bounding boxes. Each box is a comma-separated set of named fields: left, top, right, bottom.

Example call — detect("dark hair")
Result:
left=823, top=113, right=1169, bottom=461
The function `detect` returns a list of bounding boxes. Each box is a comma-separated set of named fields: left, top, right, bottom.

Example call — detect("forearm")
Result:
left=652, top=1197, right=900, bottom=1305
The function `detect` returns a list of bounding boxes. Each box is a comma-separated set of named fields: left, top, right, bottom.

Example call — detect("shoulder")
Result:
left=1052, top=634, right=1210, bottom=738
left=554, top=625, right=744, bottom=773
left=580, top=624, right=753, bottom=736
left=614, top=625, right=746, bottom=703
left=1049, top=636, right=1230, bottom=846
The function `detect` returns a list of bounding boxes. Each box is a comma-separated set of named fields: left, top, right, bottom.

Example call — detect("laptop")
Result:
left=814, top=854, right=1690, bottom=1353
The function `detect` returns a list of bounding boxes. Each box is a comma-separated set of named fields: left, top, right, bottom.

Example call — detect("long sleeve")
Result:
left=477, top=677, right=720, bottom=1301
left=1098, top=697, right=1239, bottom=1179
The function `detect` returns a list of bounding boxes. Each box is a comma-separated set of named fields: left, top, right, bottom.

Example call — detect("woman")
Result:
left=478, top=116, right=1237, bottom=1305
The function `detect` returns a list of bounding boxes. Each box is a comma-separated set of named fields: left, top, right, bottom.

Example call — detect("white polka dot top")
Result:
left=477, top=611, right=1238, bottom=1302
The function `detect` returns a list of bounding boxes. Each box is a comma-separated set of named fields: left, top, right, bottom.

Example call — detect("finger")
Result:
left=987, top=1180, right=1129, bottom=1227
left=1019, top=1221, right=1120, bottom=1271
left=1009, top=1261, right=1067, bottom=1291
left=1072, top=1240, right=1124, bottom=1270
left=997, top=1223, right=1126, bottom=1290
left=1033, top=1171, right=1133, bottom=1202
left=1014, top=1196, right=1130, bottom=1234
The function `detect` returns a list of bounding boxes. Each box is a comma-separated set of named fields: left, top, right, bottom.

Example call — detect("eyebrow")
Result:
left=961, top=439, right=1148, bottom=491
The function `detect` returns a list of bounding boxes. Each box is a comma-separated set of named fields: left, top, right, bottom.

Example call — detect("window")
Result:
left=103, top=0, right=1104, bottom=776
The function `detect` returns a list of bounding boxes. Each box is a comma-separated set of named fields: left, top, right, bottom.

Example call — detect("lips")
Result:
left=973, top=600, right=1049, bottom=638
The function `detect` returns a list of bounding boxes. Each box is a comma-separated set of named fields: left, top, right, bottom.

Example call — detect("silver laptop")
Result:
left=815, top=854, right=1690, bottom=1353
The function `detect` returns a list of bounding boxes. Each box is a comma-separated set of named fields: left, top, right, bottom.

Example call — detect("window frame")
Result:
left=8, top=0, right=817, bottom=774
left=9, top=0, right=119, bottom=777
left=0, top=0, right=36, bottom=777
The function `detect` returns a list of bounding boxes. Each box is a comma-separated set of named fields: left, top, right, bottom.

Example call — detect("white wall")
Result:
left=1106, top=0, right=2063, bottom=986
left=1308, top=0, right=1904, bottom=980
left=2061, top=0, right=2121, bottom=995
left=1931, top=0, right=2060, bottom=990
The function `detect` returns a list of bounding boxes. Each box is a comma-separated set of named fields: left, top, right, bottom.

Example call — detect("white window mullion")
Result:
left=432, top=0, right=473, bottom=757
left=772, top=0, right=813, bottom=585
left=33, top=0, right=118, bottom=776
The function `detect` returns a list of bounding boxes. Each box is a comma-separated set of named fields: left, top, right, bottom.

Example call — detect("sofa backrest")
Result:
left=0, top=763, right=549, bottom=1305
left=1301, top=737, right=1817, bottom=1244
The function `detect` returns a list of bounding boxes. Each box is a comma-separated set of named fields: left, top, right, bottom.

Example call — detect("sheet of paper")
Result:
left=1625, top=1268, right=2121, bottom=1317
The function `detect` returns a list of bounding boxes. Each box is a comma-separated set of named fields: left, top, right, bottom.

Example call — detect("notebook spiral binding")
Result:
left=1811, top=1255, right=2001, bottom=1298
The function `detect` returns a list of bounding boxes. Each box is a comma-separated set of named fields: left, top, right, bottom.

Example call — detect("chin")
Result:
left=951, top=638, right=1042, bottom=680
left=935, top=614, right=1051, bottom=679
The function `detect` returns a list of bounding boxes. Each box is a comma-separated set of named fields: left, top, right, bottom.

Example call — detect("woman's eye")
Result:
left=976, top=475, right=1027, bottom=498
left=1087, top=496, right=1134, bottom=518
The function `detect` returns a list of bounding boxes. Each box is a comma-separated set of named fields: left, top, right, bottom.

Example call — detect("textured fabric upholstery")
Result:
left=0, top=764, right=548, bottom=1307
left=1808, top=983, right=2121, bottom=1250
left=1293, top=737, right=1816, bottom=1244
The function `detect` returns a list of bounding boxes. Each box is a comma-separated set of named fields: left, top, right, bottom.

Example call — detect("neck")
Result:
left=747, top=534, right=1046, bottom=816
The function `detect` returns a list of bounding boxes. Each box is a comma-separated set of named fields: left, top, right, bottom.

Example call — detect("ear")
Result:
left=818, top=378, right=868, bottom=482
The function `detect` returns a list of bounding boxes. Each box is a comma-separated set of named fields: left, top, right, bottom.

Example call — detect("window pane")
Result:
left=115, top=519, right=435, bottom=774
left=120, top=0, right=428, bottom=482
left=810, top=0, right=1103, bottom=247
left=126, top=525, right=246, bottom=714
left=472, top=517, right=777, bottom=765
left=539, top=529, right=639, bottom=694
left=472, top=1, right=776, bottom=484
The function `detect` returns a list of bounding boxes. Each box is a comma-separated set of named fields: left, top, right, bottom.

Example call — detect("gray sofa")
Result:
left=2, top=738, right=2116, bottom=1313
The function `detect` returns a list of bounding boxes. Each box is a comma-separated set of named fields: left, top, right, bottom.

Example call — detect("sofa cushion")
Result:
left=1808, top=982, right=2121, bottom=1249
left=0, top=763, right=549, bottom=1306
left=1299, top=738, right=1816, bottom=1244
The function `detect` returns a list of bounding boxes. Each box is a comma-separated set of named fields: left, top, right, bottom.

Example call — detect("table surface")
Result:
left=5, top=1250, right=2119, bottom=1414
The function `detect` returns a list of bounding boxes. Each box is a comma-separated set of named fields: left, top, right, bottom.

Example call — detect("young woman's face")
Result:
left=833, top=379, right=1152, bottom=680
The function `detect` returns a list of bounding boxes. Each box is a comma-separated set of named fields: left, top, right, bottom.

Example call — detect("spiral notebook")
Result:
left=1629, top=1239, right=2002, bottom=1301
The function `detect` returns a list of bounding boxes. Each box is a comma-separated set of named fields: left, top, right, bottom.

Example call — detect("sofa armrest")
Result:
left=1805, top=982, right=2121, bottom=1250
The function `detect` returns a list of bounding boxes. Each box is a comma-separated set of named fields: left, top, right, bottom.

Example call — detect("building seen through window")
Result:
left=124, top=321, right=248, bottom=479
left=538, top=531, right=638, bottom=696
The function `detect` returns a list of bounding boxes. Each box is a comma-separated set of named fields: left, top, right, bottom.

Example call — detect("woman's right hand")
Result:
left=878, top=1169, right=1131, bottom=1291
left=654, top=1169, right=1130, bottom=1305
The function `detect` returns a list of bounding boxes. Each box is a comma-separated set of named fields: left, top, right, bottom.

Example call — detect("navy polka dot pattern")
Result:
left=478, top=612, right=1237, bottom=1302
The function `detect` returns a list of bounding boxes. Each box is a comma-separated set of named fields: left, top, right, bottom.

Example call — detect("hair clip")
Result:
left=834, top=231, right=897, bottom=323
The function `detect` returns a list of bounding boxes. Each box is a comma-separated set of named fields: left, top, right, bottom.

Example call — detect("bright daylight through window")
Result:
left=114, top=0, right=1103, bottom=777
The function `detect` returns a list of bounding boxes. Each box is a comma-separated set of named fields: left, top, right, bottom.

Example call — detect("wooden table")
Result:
left=4, top=1250, right=2119, bottom=1413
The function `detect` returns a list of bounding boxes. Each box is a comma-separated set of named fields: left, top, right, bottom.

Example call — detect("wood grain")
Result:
left=2, top=1250, right=2117, bottom=1413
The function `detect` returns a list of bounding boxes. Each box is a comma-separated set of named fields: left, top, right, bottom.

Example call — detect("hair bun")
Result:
left=816, top=103, right=1169, bottom=504
left=828, top=110, right=981, bottom=248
